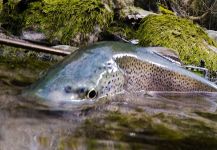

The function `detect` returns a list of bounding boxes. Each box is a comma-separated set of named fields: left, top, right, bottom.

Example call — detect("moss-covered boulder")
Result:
left=137, top=14, right=217, bottom=71
left=159, top=5, right=174, bottom=15
left=23, top=0, right=113, bottom=45
left=6, top=0, right=112, bottom=45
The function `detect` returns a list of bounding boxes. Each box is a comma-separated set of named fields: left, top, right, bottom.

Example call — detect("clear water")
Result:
left=1, top=59, right=217, bottom=150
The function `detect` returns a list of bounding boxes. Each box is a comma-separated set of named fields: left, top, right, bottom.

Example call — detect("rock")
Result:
left=102, top=0, right=134, bottom=9
left=22, top=0, right=113, bottom=46
left=137, top=15, right=217, bottom=71
left=121, top=6, right=157, bottom=20
left=130, top=39, right=139, bottom=45
left=206, top=30, right=217, bottom=42
left=70, top=25, right=102, bottom=46
left=102, top=0, right=159, bottom=12
left=21, top=30, right=46, bottom=41
left=20, top=30, right=49, bottom=45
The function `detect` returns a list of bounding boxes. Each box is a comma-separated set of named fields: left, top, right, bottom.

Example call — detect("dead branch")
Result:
left=0, top=37, right=71, bottom=56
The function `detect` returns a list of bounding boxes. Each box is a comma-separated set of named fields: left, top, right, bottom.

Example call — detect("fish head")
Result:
left=22, top=43, right=126, bottom=108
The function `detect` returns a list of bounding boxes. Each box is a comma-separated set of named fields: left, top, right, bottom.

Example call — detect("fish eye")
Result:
left=87, top=89, right=97, bottom=99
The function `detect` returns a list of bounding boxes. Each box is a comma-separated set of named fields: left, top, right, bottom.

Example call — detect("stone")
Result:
left=206, top=30, right=217, bottom=42
left=121, top=6, right=157, bottom=20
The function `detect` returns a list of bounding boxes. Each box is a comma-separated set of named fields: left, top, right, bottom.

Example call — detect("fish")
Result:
left=22, top=41, right=217, bottom=106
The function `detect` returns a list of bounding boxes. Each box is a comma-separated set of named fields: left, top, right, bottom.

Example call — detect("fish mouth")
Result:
left=21, top=90, right=96, bottom=111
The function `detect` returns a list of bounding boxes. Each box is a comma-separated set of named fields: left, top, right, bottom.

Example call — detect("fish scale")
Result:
left=97, top=70, right=125, bottom=96
left=115, top=56, right=216, bottom=92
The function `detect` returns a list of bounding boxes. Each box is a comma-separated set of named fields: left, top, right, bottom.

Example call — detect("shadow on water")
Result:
left=1, top=55, right=217, bottom=150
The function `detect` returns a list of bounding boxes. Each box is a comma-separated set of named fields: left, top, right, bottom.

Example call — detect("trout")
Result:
left=23, top=42, right=217, bottom=105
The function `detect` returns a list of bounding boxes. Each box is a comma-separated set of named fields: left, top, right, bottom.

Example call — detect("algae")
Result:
left=74, top=108, right=217, bottom=150
left=24, top=0, right=113, bottom=45
left=0, top=45, right=57, bottom=88
left=159, top=5, right=174, bottom=15
left=0, top=0, right=2, bottom=11
left=137, top=14, right=217, bottom=71
left=107, top=21, right=137, bottom=40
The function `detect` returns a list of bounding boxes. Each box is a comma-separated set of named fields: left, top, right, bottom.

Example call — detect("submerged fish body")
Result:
left=23, top=42, right=217, bottom=104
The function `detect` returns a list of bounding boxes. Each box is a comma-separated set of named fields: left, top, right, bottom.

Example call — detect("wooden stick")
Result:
left=0, top=37, right=71, bottom=56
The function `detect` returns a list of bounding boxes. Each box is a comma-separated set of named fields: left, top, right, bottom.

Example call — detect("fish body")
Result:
left=23, top=42, right=217, bottom=105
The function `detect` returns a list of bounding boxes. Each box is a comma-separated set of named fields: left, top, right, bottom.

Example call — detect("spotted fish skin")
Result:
left=116, top=56, right=216, bottom=92
left=23, top=42, right=217, bottom=104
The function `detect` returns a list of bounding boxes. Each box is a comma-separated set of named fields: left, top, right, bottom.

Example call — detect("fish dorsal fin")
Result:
left=149, top=47, right=182, bottom=65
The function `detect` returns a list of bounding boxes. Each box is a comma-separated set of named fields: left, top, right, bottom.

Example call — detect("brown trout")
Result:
left=23, top=42, right=217, bottom=106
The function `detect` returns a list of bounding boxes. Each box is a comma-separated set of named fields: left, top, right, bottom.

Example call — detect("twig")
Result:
left=0, top=37, right=71, bottom=56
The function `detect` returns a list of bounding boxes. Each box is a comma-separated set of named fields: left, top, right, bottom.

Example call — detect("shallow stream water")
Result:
left=0, top=54, right=217, bottom=150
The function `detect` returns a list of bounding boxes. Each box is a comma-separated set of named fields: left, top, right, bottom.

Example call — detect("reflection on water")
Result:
left=1, top=61, right=217, bottom=150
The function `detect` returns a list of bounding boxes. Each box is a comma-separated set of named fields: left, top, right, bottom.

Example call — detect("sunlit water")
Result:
left=1, top=60, right=217, bottom=150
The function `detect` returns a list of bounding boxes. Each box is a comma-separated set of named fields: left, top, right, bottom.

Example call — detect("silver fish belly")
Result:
left=23, top=41, right=217, bottom=103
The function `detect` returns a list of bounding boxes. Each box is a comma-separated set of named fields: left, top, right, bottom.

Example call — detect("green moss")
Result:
left=76, top=111, right=185, bottom=142
left=191, top=70, right=204, bottom=77
left=24, top=0, right=113, bottom=44
left=0, top=46, right=56, bottom=88
left=0, top=0, right=25, bottom=34
left=107, top=21, right=137, bottom=40
left=195, top=112, right=217, bottom=122
left=159, top=5, right=174, bottom=15
left=137, top=15, right=217, bottom=71
left=0, top=0, right=2, bottom=11
left=38, top=136, right=49, bottom=148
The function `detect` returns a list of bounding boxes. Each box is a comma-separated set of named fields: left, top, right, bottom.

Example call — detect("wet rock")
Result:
left=20, top=30, right=47, bottom=44
left=206, top=30, right=217, bottom=42
left=129, top=39, right=139, bottom=45
left=121, top=6, right=157, bottom=20
left=21, top=0, right=113, bottom=46
left=70, top=26, right=102, bottom=46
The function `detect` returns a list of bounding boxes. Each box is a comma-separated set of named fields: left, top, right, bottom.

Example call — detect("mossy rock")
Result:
left=0, top=0, right=2, bottom=11
left=0, top=46, right=57, bottom=91
left=137, top=14, right=217, bottom=71
left=24, top=0, right=113, bottom=45
left=159, top=5, right=174, bottom=15
left=106, top=21, right=137, bottom=40
left=0, top=0, right=25, bottom=35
